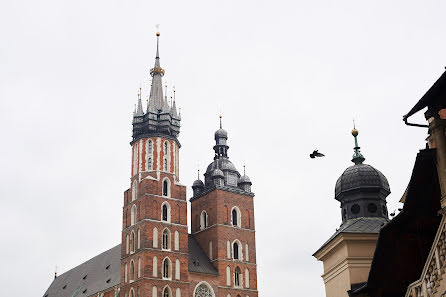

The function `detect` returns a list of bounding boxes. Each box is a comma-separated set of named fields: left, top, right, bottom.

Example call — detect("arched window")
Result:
left=200, top=211, right=208, bottom=230
left=129, top=260, right=135, bottom=281
left=161, top=202, right=171, bottom=222
left=162, top=257, right=171, bottom=279
left=153, top=256, right=157, bottom=277
left=245, top=268, right=250, bottom=288
left=137, top=228, right=141, bottom=249
left=138, top=257, right=141, bottom=278
left=193, top=282, right=215, bottom=297
left=153, top=227, right=158, bottom=248
left=174, top=231, right=179, bottom=251
left=130, top=231, right=136, bottom=253
left=132, top=180, right=137, bottom=201
left=234, top=267, right=241, bottom=287
left=233, top=242, right=239, bottom=260
left=148, top=140, right=153, bottom=153
left=164, top=159, right=168, bottom=171
left=125, top=262, right=128, bottom=282
left=131, top=205, right=137, bottom=226
left=226, top=266, right=231, bottom=286
left=162, top=228, right=171, bottom=250
left=126, top=234, right=129, bottom=254
left=164, top=141, right=168, bottom=154
left=231, top=207, right=241, bottom=228
left=148, top=157, right=152, bottom=170
left=175, top=259, right=180, bottom=280
left=163, top=286, right=171, bottom=297
left=130, top=288, right=135, bottom=297
left=162, top=178, right=170, bottom=197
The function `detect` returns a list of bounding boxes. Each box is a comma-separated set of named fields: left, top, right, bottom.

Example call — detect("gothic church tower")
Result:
left=121, top=31, right=187, bottom=297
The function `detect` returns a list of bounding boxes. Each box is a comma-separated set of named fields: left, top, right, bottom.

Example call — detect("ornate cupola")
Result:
left=335, top=128, right=391, bottom=223
left=203, top=118, right=241, bottom=189
left=131, top=31, right=181, bottom=143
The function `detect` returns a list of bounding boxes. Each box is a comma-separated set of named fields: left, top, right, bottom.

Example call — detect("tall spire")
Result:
left=219, top=115, right=222, bottom=129
left=149, top=27, right=165, bottom=111
left=351, top=124, right=365, bottom=164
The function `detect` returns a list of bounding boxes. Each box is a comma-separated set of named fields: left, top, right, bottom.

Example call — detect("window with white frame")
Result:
left=194, top=282, right=215, bottom=297
left=234, top=267, right=241, bottom=287
left=148, top=157, right=152, bottom=170
left=132, top=180, right=137, bottom=201
left=148, top=140, right=153, bottom=154
left=200, top=210, right=208, bottom=230
left=162, top=228, right=171, bottom=250
left=131, top=204, right=137, bottom=225
left=153, top=256, right=157, bottom=277
left=129, top=260, right=135, bottom=281
left=163, top=286, right=171, bottom=297
left=232, top=240, right=242, bottom=260
left=161, top=202, right=171, bottom=222
left=231, top=207, right=241, bottom=228
left=130, top=230, right=136, bottom=253
left=162, top=178, right=170, bottom=197
left=162, top=257, right=171, bottom=279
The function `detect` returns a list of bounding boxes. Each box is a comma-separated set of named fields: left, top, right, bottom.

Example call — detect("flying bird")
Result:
left=310, top=150, right=325, bottom=159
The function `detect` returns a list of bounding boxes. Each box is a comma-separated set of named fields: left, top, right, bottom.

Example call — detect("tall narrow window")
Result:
left=163, top=180, right=169, bottom=196
left=163, top=287, right=170, bottom=297
left=162, top=229, right=170, bottom=250
left=234, top=267, right=241, bottom=287
left=200, top=211, right=208, bottom=230
left=125, top=262, right=128, bottom=282
left=233, top=242, right=239, bottom=260
left=131, top=205, right=137, bottom=225
left=174, top=231, right=179, bottom=251
left=162, top=258, right=171, bottom=279
left=245, top=268, right=250, bottom=288
left=138, top=257, right=141, bottom=278
left=226, top=267, right=231, bottom=286
left=164, top=159, right=168, bottom=171
left=148, top=157, right=152, bottom=170
left=126, top=234, right=129, bottom=254
left=130, top=260, right=135, bottom=281
left=132, top=180, right=137, bottom=201
left=153, top=227, right=158, bottom=248
left=153, top=256, right=157, bottom=277
left=137, top=228, right=141, bottom=249
left=130, top=231, right=136, bottom=253
left=175, top=259, right=180, bottom=280
left=162, top=204, right=168, bottom=221
left=164, top=142, right=168, bottom=154
left=148, top=140, right=153, bottom=153
left=232, top=209, right=237, bottom=227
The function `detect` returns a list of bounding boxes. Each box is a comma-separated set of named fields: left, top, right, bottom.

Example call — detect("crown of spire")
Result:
left=351, top=125, right=365, bottom=164
left=135, top=86, right=144, bottom=116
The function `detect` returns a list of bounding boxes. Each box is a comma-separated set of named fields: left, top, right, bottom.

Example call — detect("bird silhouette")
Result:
left=310, top=150, right=325, bottom=159
left=390, top=211, right=396, bottom=217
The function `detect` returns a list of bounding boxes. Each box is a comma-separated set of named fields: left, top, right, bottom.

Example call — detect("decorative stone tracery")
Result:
left=194, top=282, right=214, bottom=297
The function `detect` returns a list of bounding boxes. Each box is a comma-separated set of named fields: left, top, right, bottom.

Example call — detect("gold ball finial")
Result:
left=156, top=32, right=160, bottom=36
left=352, top=128, right=359, bottom=137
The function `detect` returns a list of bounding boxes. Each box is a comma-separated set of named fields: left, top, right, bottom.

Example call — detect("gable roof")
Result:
left=188, top=235, right=219, bottom=276
left=43, top=244, right=121, bottom=297
left=404, top=70, right=446, bottom=121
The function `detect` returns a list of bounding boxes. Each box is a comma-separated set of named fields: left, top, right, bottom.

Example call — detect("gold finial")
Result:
left=156, top=24, right=160, bottom=36
left=352, top=119, right=358, bottom=136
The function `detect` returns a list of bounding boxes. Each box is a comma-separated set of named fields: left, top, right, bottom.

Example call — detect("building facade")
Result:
left=313, top=128, right=390, bottom=297
left=43, top=32, right=258, bottom=297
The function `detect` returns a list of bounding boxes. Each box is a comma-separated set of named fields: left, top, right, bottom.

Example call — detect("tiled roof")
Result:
left=188, top=235, right=219, bottom=276
left=43, top=244, right=121, bottom=297
left=315, top=217, right=389, bottom=255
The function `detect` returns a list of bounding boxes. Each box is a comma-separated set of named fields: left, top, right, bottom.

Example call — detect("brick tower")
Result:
left=120, top=30, right=188, bottom=297
left=190, top=117, right=258, bottom=297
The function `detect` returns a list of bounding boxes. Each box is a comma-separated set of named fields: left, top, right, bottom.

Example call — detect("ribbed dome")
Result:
left=192, top=179, right=204, bottom=188
left=335, top=163, right=390, bottom=199
left=215, top=128, right=227, bottom=138
left=206, top=158, right=237, bottom=174
left=239, top=175, right=251, bottom=184
left=211, top=168, right=224, bottom=178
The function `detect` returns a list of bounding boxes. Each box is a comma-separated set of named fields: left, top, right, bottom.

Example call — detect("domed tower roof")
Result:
left=336, top=127, right=391, bottom=223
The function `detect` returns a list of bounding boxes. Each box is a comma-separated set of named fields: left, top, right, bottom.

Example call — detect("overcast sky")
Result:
left=1, top=0, right=445, bottom=296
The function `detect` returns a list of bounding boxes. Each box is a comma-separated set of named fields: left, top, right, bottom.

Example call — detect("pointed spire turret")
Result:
left=351, top=124, right=365, bottom=165
left=135, top=86, right=144, bottom=116
left=171, top=88, right=178, bottom=116
left=149, top=28, right=165, bottom=111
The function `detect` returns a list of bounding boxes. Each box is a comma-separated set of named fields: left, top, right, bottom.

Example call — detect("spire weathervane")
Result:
left=351, top=122, right=365, bottom=165
left=219, top=115, right=222, bottom=129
